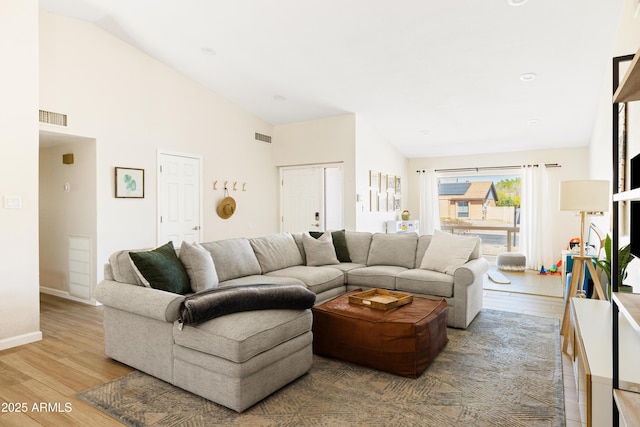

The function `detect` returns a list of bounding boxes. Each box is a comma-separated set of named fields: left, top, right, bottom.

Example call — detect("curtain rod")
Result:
left=415, top=163, right=561, bottom=173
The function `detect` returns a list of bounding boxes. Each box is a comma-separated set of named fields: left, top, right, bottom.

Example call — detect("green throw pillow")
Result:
left=129, top=241, right=191, bottom=295
left=309, top=229, right=351, bottom=262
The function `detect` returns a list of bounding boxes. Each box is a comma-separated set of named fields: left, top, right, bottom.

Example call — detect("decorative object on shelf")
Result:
left=401, top=210, right=411, bottom=220
left=115, top=167, right=144, bottom=198
left=559, top=179, right=609, bottom=351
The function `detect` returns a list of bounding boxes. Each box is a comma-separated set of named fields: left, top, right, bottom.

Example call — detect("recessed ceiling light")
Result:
left=519, top=73, right=537, bottom=82
left=273, top=95, right=286, bottom=102
left=421, top=130, right=430, bottom=135
left=528, top=119, right=540, bottom=125
left=200, top=47, right=216, bottom=56
left=508, top=0, right=528, bottom=6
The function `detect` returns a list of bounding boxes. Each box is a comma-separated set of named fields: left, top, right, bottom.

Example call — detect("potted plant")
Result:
left=595, top=234, right=634, bottom=299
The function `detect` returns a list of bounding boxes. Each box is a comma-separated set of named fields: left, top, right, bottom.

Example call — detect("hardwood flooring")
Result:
left=0, top=290, right=577, bottom=426
left=0, top=294, right=132, bottom=426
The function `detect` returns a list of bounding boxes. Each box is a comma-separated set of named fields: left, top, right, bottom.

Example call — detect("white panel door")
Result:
left=282, top=167, right=323, bottom=233
left=158, top=153, right=201, bottom=247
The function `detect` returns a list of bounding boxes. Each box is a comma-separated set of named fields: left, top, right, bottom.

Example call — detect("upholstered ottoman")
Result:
left=496, top=252, right=526, bottom=271
left=173, top=308, right=313, bottom=412
left=312, top=290, right=448, bottom=378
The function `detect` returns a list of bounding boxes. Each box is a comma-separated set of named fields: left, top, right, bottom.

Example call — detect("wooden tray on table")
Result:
left=348, top=289, right=413, bottom=310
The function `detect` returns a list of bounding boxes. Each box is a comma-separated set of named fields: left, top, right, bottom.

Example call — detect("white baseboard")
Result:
left=0, top=331, right=42, bottom=351
left=39, top=287, right=101, bottom=306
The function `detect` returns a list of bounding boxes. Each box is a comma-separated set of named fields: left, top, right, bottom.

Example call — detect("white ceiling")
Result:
left=39, top=0, right=624, bottom=158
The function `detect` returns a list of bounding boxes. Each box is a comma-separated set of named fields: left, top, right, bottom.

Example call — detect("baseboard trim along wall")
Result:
left=0, top=330, right=42, bottom=351
left=39, top=287, right=101, bottom=307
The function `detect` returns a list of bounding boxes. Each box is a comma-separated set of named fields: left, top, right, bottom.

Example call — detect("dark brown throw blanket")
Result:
left=179, top=284, right=316, bottom=326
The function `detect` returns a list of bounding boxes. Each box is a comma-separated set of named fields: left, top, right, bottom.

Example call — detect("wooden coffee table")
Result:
left=312, top=289, right=448, bottom=378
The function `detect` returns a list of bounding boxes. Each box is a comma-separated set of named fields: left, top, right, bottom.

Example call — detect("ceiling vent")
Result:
left=254, top=132, right=272, bottom=143
left=39, top=109, right=68, bottom=127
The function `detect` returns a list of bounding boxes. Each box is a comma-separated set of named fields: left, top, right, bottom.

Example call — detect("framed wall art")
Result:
left=115, top=167, right=144, bottom=198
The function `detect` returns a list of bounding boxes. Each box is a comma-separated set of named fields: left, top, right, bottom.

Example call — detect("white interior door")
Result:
left=158, top=152, right=202, bottom=246
left=281, top=167, right=324, bottom=233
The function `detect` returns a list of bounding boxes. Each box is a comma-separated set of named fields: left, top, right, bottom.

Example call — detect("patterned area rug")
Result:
left=79, top=309, right=564, bottom=426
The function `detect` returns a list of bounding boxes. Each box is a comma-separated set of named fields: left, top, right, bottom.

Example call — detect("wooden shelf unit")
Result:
left=613, top=51, right=640, bottom=103
left=612, top=48, right=640, bottom=427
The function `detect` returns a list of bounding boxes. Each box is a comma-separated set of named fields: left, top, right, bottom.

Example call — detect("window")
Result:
left=457, top=201, right=469, bottom=218
left=437, top=173, right=521, bottom=256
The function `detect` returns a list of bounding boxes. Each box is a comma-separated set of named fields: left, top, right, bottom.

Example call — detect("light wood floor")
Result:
left=0, top=290, right=578, bottom=426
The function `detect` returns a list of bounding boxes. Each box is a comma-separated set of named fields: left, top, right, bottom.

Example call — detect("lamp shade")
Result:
left=559, top=180, right=609, bottom=212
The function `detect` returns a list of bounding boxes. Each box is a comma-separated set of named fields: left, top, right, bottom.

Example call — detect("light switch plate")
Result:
left=4, top=195, right=22, bottom=209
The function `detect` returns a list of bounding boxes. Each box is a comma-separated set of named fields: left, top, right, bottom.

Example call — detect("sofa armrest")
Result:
left=95, top=280, right=185, bottom=323
left=453, top=258, right=489, bottom=287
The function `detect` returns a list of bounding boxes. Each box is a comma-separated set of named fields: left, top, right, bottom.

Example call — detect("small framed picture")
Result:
left=370, top=170, right=380, bottom=190
left=387, top=175, right=395, bottom=192
left=115, top=167, right=144, bottom=198
left=395, top=176, right=401, bottom=194
left=380, top=174, right=387, bottom=192
left=370, top=189, right=378, bottom=211
left=378, top=193, right=387, bottom=212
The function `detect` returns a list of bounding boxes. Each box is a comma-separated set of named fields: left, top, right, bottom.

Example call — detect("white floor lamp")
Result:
left=559, top=180, right=609, bottom=351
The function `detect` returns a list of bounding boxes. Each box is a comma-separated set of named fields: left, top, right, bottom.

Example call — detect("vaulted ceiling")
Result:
left=39, top=0, right=624, bottom=157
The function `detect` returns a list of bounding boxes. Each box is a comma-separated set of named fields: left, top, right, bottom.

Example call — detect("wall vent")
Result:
left=255, top=132, right=272, bottom=143
left=39, top=110, right=68, bottom=126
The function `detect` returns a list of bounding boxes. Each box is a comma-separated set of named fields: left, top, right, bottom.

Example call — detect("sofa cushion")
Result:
left=129, top=241, right=191, bottom=295
left=219, top=275, right=305, bottom=288
left=173, top=309, right=313, bottom=364
left=346, top=265, right=407, bottom=290
left=200, top=238, right=262, bottom=282
left=420, top=229, right=479, bottom=275
left=266, top=265, right=344, bottom=294
left=179, top=241, right=219, bottom=293
left=302, top=232, right=339, bottom=266
left=109, top=249, right=147, bottom=286
left=345, top=231, right=372, bottom=265
left=396, top=268, right=454, bottom=298
left=366, top=233, right=418, bottom=268
left=249, top=233, right=304, bottom=274
left=309, top=230, right=351, bottom=262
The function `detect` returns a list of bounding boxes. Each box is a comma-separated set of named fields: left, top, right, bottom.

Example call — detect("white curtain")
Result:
left=419, top=169, right=441, bottom=235
left=520, top=164, right=552, bottom=270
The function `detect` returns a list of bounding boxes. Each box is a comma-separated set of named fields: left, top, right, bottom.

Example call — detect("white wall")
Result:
left=588, top=0, right=640, bottom=286
left=355, top=116, right=409, bottom=232
left=273, top=114, right=357, bottom=230
left=408, top=147, right=588, bottom=265
left=39, top=138, right=96, bottom=297
left=0, top=0, right=42, bottom=350
left=39, top=11, right=280, bottom=278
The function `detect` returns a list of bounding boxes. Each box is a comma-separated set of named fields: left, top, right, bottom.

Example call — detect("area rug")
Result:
left=484, top=269, right=564, bottom=298
left=79, top=309, right=564, bottom=427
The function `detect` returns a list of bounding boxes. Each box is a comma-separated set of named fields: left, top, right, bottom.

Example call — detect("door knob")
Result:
left=311, top=223, right=320, bottom=227
left=192, top=226, right=201, bottom=230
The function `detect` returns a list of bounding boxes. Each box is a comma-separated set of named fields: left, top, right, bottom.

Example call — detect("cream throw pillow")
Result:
left=420, top=229, right=478, bottom=275
left=302, top=232, right=340, bottom=266
left=179, top=241, right=219, bottom=293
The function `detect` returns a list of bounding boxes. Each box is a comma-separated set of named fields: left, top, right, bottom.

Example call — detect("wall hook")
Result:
left=213, top=180, right=218, bottom=190
left=233, top=181, right=238, bottom=191
left=242, top=182, right=247, bottom=191
left=224, top=180, right=228, bottom=190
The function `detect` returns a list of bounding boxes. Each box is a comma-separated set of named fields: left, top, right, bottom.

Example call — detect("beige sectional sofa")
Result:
left=95, top=229, right=488, bottom=412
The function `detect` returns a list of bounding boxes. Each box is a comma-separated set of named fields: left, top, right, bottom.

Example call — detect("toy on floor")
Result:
left=538, top=262, right=562, bottom=276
